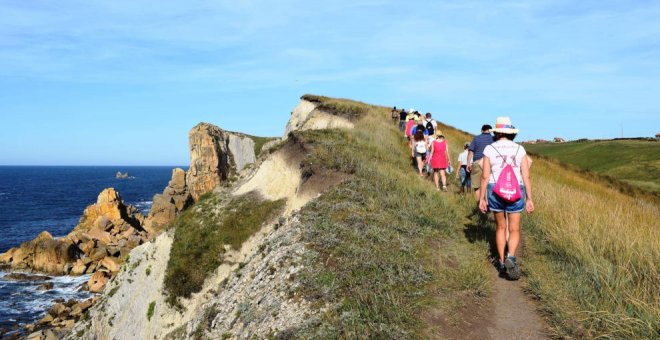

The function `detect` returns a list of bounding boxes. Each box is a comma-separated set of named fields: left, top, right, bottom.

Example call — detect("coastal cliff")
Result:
left=60, top=96, right=356, bottom=339
left=9, top=95, right=380, bottom=339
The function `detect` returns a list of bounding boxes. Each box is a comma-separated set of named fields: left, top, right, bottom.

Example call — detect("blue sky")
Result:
left=1, top=0, right=658, bottom=165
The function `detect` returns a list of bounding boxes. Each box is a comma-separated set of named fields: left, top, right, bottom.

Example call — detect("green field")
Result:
left=525, top=139, right=660, bottom=194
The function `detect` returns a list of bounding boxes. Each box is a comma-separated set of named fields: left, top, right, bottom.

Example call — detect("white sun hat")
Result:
left=492, top=116, right=519, bottom=134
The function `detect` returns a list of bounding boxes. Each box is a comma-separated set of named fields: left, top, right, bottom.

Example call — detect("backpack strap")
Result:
left=487, top=144, right=521, bottom=182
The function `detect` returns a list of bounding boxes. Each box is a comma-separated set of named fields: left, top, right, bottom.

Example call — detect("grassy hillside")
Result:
left=292, top=99, right=491, bottom=338
left=525, top=139, right=660, bottom=195
left=292, top=97, right=658, bottom=338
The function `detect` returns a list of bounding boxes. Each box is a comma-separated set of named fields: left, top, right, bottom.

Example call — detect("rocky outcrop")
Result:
left=186, top=123, right=257, bottom=201
left=143, top=168, right=192, bottom=234
left=186, top=123, right=231, bottom=201
left=25, top=297, right=98, bottom=338
left=115, top=171, right=129, bottom=179
left=283, top=98, right=353, bottom=138
left=0, top=189, right=148, bottom=285
left=0, top=231, right=78, bottom=274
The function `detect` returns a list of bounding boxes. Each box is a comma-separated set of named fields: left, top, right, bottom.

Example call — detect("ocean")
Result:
left=0, top=166, right=180, bottom=333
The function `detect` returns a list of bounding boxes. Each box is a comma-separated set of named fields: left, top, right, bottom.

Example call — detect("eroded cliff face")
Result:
left=144, top=168, right=192, bottom=235
left=186, top=123, right=230, bottom=201
left=185, top=123, right=258, bottom=201
left=283, top=98, right=353, bottom=138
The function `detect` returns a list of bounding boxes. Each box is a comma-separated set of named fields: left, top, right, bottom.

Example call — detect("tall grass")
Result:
left=440, top=120, right=659, bottom=338
left=523, top=159, right=659, bottom=338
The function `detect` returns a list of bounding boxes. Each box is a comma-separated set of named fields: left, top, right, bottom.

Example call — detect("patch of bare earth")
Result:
left=427, top=262, right=548, bottom=340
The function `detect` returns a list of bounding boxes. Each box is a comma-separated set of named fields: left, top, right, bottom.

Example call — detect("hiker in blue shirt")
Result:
left=467, top=124, right=493, bottom=200
left=411, top=120, right=429, bottom=137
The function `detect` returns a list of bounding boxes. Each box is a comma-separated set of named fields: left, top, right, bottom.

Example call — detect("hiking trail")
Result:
left=485, top=268, right=547, bottom=339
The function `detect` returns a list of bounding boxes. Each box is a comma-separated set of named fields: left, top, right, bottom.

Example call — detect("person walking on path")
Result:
left=412, top=129, right=428, bottom=176
left=399, top=109, right=407, bottom=132
left=428, top=131, right=450, bottom=190
left=478, top=117, right=534, bottom=280
left=457, top=142, right=471, bottom=194
left=391, top=106, right=399, bottom=122
left=467, top=124, right=493, bottom=200
left=404, top=115, right=416, bottom=148
left=424, top=112, right=437, bottom=136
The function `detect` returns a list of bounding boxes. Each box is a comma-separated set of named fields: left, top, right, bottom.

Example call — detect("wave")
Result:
left=0, top=271, right=93, bottom=328
left=133, top=200, right=153, bottom=214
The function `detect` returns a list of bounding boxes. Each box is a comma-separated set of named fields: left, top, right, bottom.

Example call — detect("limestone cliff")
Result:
left=186, top=123, right=257, bottom=201
left=283, top=97, right=353, bottom=137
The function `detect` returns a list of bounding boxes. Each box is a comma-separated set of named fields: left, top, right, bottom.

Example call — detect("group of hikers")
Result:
left=391, top=107, right=535, bottom=280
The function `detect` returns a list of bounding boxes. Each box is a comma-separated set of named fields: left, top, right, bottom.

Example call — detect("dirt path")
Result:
left=485, top=269, right=547, bottom=339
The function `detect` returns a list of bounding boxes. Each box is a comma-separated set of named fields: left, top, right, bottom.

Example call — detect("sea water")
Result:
left=0, top=166, right=180, bottom=332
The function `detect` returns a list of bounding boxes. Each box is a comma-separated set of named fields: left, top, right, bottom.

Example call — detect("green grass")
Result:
left=164, top=192, right=285, bottom=303
left=301, top=94, right=370, bottom=120
left=526, top=139, right=660, bottom=195
left=147, top=301, right=156, bottom=321
left=290, top=103, right=491, bottom=338
left=245, top=135, right=278, bottom=156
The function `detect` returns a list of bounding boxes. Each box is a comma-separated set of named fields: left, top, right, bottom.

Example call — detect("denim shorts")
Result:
left=459, top=166, right=471, bottom=187
left=487, top=183, right=525, bottom=213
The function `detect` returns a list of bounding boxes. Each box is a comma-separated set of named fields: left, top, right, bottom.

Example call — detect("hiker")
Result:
left=412, top=129, right=428, bottom=176
left=478, top=117, right=534, bottom=280
left=411, top=119, right=429, bottom=137
left=457, top=142, right=471, bottom=194
left=399, top=109, right=407, bottom=132
left=391, top=106, right=399, bottom=122
left=427, top=131, right=450, bottom=191
left=467, top=124, right=493, bottom=200
left=425, top=113, right=437, bottom=136
left=404, top=115, right=417, bottom=151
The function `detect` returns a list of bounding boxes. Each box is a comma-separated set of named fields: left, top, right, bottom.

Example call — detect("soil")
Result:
left=485, top=269, right=547, bottom=339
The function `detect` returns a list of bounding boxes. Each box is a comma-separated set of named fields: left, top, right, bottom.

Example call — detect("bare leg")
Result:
left=506, top=213, right=522, bottom=257
left=433, top=171, right=440, bottom=189
left=494, top=212, right=507, bottom=263
left=440, top=169, right=447, bottom=187
left=416, top=157, right=424, bottom=175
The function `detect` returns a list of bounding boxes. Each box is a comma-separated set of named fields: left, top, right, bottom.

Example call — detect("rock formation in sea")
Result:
left=0, top=188, right=148, bottom=284
left=115, top=171, right=129, bottom=179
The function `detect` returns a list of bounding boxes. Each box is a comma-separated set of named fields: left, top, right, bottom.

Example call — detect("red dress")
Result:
left=430, top=139, right=448, bottom=169
left=405, top=120, right=415, bottom=137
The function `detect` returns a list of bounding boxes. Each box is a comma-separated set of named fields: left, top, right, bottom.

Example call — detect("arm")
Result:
left=467, top=150, right=474, bottom=171
left=478, top=157, right=491, bottom=213
left=521, top=155, right=535, bottom=213
left=445, top=146, right=451, bottom=166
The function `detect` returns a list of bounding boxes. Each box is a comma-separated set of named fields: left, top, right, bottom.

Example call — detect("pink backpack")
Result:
left=491, top=145, right=522, bottom=202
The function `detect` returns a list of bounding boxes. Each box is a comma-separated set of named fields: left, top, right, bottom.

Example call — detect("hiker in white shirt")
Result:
left=478, top=117, right=534, bottom=281
left=457, top=143, right=471, bottom=194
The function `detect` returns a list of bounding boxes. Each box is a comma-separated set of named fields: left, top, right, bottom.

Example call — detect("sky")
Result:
left=0, top=0, right=658, bottom=165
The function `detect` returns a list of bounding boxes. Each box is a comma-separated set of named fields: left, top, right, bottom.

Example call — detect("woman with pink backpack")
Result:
left=478, top=117, right=535, bottom=280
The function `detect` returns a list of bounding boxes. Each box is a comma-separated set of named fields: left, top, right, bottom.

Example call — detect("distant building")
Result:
left=655, top=133, right=660, bottom=140
left=553, top=137, right=566, bottom=143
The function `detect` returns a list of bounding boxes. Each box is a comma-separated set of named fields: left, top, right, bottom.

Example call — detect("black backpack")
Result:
left=426, top=120, right=435, bottom=135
